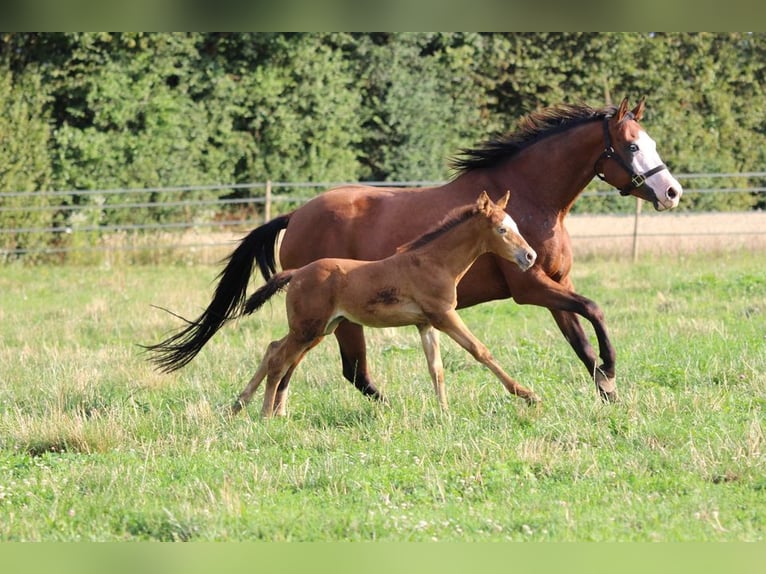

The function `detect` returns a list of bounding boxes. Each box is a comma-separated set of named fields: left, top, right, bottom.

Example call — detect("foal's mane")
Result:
left=396, top=204, right=477, bottom=253
left=450, top=102, right=617, bottom=175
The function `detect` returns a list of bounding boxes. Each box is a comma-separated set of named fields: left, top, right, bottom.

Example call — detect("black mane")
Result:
left=449, top=102, right=617, bottom=175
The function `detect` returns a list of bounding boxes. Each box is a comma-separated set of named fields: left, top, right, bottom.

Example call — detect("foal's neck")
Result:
left=409, top=216, right=487, bottom=281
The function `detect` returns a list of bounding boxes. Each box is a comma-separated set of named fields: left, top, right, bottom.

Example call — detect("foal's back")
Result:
left=285, top=253, right=437, bottom=332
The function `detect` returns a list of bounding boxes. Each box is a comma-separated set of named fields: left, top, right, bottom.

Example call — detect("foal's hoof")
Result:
left=524, top=393, right=542, bottom=406
left=228, top=401, right=245, bottom=416
left=595, top=370, right=618, bottom=403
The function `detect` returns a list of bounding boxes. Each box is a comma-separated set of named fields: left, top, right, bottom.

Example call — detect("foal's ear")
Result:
left=476, top=190, right=491, bottom=213
left=497, top=190, right=510, bottom=210
left=631, top=97, right=646, bottom=121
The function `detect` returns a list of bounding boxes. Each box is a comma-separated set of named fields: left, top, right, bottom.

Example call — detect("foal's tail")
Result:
left=144, top=214, right=291, bottom=372
left=243, top=271, right=293, bottom=315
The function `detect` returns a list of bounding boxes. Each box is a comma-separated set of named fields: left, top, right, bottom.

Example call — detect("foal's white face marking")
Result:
left=499, top=213, right=520, bottom=236
left=497, top=212, right=536, bottom=270
left=630, top=130, right=683, bottom=210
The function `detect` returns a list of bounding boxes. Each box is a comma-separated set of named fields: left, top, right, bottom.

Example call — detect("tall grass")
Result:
left=0, top=251, right=764, bottom=540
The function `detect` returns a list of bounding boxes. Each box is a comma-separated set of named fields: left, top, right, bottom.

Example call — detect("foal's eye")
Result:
left=497, top=227, right=507, bottom=235
left=628, top=143, right=639, bottom=153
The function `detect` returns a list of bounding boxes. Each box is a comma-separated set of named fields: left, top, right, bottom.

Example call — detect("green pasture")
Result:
left=0, top=251, right=764, bottom=541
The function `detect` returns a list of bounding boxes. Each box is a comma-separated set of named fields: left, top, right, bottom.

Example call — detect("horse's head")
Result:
left=476, top=190, right=537, bottom=271
left=595, top=97, right=683, bottom=211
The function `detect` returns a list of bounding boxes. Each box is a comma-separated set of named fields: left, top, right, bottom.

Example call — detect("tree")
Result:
left=0, top=67, right=54, bottom=258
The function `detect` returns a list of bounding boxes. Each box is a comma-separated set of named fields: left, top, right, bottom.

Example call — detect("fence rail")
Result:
left=2, top=172, right=765, bottom=262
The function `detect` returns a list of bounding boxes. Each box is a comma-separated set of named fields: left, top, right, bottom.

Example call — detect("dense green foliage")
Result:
left=0, top=252, right=764, bottom=540
left=1, top=32, right=765, bottom=253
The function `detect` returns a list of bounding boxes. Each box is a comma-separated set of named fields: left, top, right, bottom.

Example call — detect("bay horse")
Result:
left=148, top=97, right=683, bottom=405
left=148, top=191, right=538, bottom=416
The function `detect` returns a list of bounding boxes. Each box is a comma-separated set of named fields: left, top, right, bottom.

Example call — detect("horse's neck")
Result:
left=491, top=120, right=604, bottom=214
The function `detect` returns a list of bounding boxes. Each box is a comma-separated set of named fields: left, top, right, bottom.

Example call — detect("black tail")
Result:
left=143, top=214, right=291, bottom=372
left=252, top=214, right=291, bottom=281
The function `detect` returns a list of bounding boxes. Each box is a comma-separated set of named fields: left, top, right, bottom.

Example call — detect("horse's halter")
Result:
left=594, top=114, right=668, bottom=196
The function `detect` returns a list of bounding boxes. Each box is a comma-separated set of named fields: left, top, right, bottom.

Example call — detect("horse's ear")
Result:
left=631, top=97, right=646, bottom=121
left=616, top=97, right=630, bottom=121
left=476, top=190, right=491, bottom=213
left=497, top=190, right=510, bottom=210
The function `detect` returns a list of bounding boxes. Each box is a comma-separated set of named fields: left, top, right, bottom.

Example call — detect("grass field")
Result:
left=0, top=250, right=764, bottom=541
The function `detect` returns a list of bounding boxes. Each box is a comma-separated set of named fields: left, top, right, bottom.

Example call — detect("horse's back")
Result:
left=279, top=186, right=384, bottom=266
left=279, top=185, right=444, bottom=268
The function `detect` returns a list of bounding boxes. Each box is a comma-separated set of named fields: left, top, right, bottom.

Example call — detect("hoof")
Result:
left=229, top=400, right=245, bottom=416
left=595, top=369, right=618, bottom=403
left=524, top=392, right=542, bottom=406
left=370, top=391, right=391, bottom=407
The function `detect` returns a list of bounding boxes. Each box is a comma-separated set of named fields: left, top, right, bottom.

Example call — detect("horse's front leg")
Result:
left=430, top=310, right=540, bottom=405
left=512, top=270, right=617, bottom=402
left=550, top=308, right=616, bottom=401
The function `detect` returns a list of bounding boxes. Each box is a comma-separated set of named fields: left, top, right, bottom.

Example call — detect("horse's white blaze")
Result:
left=634, top=130, right=683, bottom=210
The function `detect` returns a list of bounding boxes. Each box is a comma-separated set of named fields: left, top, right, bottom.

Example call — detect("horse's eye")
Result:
left=498, top=227, right=507, bottom=235
left=628, top=143, right=639, bottom=153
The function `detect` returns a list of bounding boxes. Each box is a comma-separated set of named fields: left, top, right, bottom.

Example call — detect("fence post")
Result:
left=265, top=180, right=272, bottom=222
left=632, top=196, right=642, bottom=263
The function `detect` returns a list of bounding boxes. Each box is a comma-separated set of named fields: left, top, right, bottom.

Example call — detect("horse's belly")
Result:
left=455, top=255, right=512, bottom=308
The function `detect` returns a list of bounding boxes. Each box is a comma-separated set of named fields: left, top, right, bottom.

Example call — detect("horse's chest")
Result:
left=536, top=233, right=572, bottom=282
left=538, top=250, right=572, bottom=283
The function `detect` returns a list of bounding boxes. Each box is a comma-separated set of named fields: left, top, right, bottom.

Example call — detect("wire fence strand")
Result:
left=2, top=173, right=765, bottom=261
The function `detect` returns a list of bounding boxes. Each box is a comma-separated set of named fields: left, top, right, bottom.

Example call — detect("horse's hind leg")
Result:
left=335, top=321, right=386, bottom=402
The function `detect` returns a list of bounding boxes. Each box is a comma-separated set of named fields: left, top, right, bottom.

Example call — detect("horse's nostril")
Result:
left=526, top=250, right=536, bottom=263
left=667, top=187, right=679, bottom=200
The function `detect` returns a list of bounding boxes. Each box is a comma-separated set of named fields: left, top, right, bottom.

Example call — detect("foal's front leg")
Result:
left=418, top=324, right=448, bottom=410
left=432, top=310, right=540, bottom=404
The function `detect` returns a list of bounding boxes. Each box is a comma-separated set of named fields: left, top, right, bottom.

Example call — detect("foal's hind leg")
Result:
left=272, top=338, right=323, bottom=416
left=273, top=363, right=298, bottom=417
left=231, top=338, right=285, bottom=415
left=231, top=335, right=310, bottom=417
left=260, top=335, right=324, bottom=418
left=432, top=310, right=540, bottom=404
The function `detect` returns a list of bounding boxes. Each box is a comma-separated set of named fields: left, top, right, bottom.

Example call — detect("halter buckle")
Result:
left=630, top=174, right=646, bottom=189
